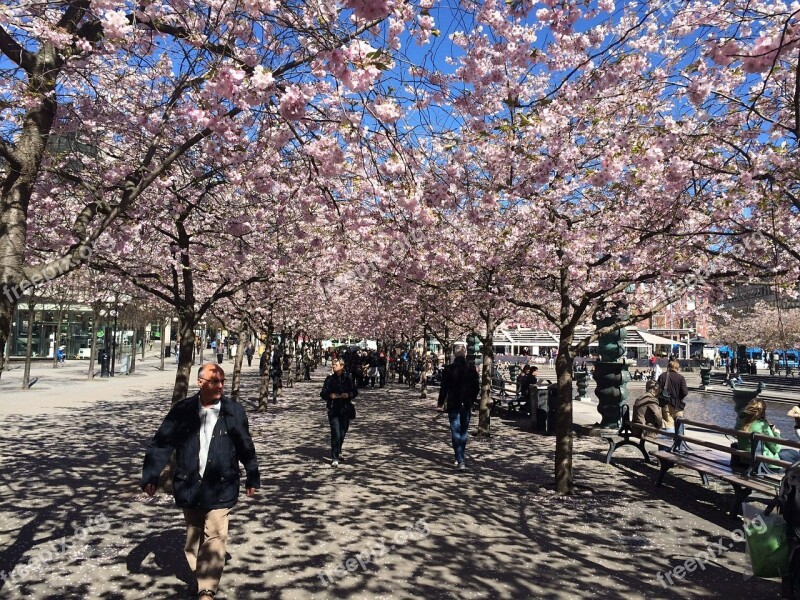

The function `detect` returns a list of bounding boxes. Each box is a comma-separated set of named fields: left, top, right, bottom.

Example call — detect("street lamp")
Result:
left=466, top=334, right=481, bottom=365
left=110, top=305, right=118, bottom=377
left=103, top=294, right=129, bottom=377
left=592, top=299, right=631, bottom=428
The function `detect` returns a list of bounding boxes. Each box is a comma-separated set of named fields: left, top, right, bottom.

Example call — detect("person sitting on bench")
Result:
left=517, top=365, right=531, bottom=402
left=632, top=380, right=663, bottom=440
left=736, top=399, right=800, bottom=465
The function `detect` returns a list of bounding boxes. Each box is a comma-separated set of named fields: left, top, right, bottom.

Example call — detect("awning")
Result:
left=636, top=329, right=685, bottom=347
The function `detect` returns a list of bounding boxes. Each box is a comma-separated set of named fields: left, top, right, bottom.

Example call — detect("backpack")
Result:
left=657, top=373, right=672, bottom=407
left=768, top=461, right=800, bottom=598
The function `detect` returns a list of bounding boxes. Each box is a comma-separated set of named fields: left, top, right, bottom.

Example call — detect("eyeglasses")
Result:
left=200, top=378, right=225, bottom=385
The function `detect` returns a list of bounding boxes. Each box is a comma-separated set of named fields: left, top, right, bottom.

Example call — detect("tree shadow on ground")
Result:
left=0, top=365, right=782, bottom=599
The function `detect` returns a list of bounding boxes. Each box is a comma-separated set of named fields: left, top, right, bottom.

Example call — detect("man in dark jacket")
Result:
left=141, top=364, right=259, bottom=600
left=438, top=347, right=481, bottom=470
left=657, top=359, right=689, bottom=431
left=270, top=345, right=283, bottom=400
left=244, top=343, right=254, bottom=367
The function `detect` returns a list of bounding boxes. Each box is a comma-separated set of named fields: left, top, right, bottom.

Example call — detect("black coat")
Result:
left=657, top=370, right=689, bottom=410
left=438, top=357, right=480, bottom=411
left=141, top=394, right=260, bottom=509
left=320, top=372, right=358, bottom=415
left=271, top=350, right=283, bottom=376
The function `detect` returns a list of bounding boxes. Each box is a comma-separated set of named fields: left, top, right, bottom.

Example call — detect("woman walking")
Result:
left=321, top=358, right=358, bottom=467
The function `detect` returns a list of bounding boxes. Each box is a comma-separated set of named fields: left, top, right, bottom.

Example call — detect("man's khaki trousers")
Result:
left=183, top=507, right=231, bottom=594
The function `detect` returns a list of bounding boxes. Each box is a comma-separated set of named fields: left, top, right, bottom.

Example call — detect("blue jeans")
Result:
left=328, top=413, right=350, bottom=460
left=449, top=407, right=471, bottom=464
left=780, top=448, right=800, bottom=464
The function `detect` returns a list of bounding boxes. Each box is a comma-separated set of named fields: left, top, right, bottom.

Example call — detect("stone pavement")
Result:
left=0, top=361, right=784, bottom=599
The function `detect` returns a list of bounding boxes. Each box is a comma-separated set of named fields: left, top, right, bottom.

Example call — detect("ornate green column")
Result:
left=593, top=302, right=631, bottom=428
left=699, top=365, right=712, bottom=390
left=574, top=370, right=589, bottom=401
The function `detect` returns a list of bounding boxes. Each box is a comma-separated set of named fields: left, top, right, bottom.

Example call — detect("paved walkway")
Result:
left=0, top=361, right=783, bottom=599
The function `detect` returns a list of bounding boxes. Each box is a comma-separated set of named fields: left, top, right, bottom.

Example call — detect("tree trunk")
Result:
left=88, top=306, right=100, bottom=379
left=0, top=295, right=16, bottom=381
left=554, top=335, right=575, bottom=494
left=22, top=300, right=36, bottom=389
left=231, top=326, right=245, bottom=401
left=256, top=322, right=274, bottom=410
left=129, top=325, right=138, bottom=374
left=257, top=373, right=270, bottom=411
left=443, top=324, right=452, bottom=365
left=159, top=318, right=168, bottom=371
left=172, top=316, right=198, bottom=404
left=420, top=326, right=429, bottom=398
left=477, top=331, right=494, bottom=437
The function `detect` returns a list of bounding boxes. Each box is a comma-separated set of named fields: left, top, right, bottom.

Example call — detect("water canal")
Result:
left=686, top=391, right=799, bottom=437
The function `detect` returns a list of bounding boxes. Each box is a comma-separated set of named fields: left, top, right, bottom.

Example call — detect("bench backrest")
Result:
left=750, top=433, right=800, bottom=477
left=673, top=418, right=752, bottom=461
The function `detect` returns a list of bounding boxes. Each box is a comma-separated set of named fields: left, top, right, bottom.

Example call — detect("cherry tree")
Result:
left=0, top=0, right=432, bottom=378
left=407, top=0, right=756, bottom=493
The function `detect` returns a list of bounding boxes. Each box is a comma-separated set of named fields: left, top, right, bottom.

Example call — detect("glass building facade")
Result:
left=11, top=303, right=95, bottom=358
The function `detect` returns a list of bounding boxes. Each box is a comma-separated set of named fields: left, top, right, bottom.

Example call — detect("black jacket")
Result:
left=141, top=394, right=260, bottom=509
left=438, top=357, right=480, bottom=411
left=271, top=350, right=283, bottom=377
left=320, top=372, right=358, bottom=415
left=657, top=370, right=689, bottom=410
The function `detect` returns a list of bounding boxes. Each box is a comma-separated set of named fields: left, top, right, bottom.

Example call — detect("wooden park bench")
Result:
left=574, top=405, right=672, bottom=465
left=490, top=379, right=531, bottom=415
left=504, top=387, right=530, bottom=415
left=650, top=419, right=800, bottom=517
left=491, top=383, right=551, bottom=417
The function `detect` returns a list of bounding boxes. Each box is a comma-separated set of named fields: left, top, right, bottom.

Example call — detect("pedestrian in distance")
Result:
left=517, top=365, right=531, bottom=403
left=216, top=341, right=224, bottom=364
left=657, top=359, right=689, bottom=431
left=270, top=345, right=283, bottom=402
left=141, top=364, right=259, bottom=600
left=438, top=346, right=480, bottom=471
left=303, top=346, right=313, bottom=381
left=245, top=343, right=254, bottom=367
left=321, top=357, right=358, bottom=467
left=377, top=352, right=387, bottom=388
